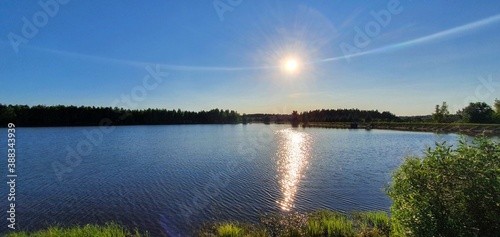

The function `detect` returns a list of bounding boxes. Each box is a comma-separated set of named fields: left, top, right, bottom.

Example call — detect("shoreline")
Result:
left=304, top=122, right=500, bottom=136
left=2, top=122, right=500, bottom=136
left=4, top=210, right=391, bottom=237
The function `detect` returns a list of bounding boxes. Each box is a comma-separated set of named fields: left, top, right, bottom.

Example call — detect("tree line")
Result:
left=2, top=100, right=499, bottom=127
left=0, top=104, right=241, bottom=127
left=431, top=99, right=500, bottom=124
left=0, top=104, right=403, bottom=127
left=298, top=109, right=400, bottom=124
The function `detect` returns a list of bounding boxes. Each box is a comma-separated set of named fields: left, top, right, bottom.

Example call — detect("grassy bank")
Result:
left=306, top=122, right=500, bottom=135
left=5, top=211, right=389, bottom=237
left=5, top=222, right=149, bottom=237
left=199, top=210, right=390, bottom=237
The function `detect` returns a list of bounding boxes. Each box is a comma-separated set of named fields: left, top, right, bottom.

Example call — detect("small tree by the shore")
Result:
left=291, top=111, right=299, bottom=127
left=458, top=102, right=495, bottom=124
left=432, top=101, right=449, bottom=123
left=494, top=99, right=500, bottom=123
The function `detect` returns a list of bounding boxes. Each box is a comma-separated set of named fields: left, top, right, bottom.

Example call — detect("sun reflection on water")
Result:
left=275, top=128, right=312, bottom=211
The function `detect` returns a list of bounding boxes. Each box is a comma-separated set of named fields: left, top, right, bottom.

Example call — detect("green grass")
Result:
left=217, top=223, right=244, bottom=237
left=5, top=222, right=149, bottom=237
left=353, top=211, right=391, bottom=236
left=3, top=211, right=390, bottom=237
left=199, top=210, right=390, bottom=237
left=307, top=215, right=354, bottom=237
left=199, top=221, right=268, bottom=237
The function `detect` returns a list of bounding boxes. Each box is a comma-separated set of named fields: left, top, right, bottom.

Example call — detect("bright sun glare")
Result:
left=282, top=58, right=300, bottom=74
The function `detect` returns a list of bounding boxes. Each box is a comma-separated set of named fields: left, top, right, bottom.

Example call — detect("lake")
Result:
left=1, top=124, right=462, bottom=236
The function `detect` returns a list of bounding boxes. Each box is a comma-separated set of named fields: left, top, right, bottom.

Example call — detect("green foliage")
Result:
left=494, top=99, right=500, bottom=123
left=199, top=222, right=267, bottom=237
left=299, top=109, right=399, bottom=123
left=494, top=99, right=500, bottom=113
left=242, top=114, right=249, bottom=124
left=353, top=211, right=391, bottom=236
left=0, top=105, right=16, bottom=122
left=458, top=102, right=495, bottom=123
left=291, top=111, right=300, bottom=127
left=494, top=113, right=500, bottom=124
left=0, top=104, right=242, bottom=127
left=388, top=136, right=500, bottom=237
left=302, top=112, right=310, bottom=126
left=307, top=210, right=355, bottom=237
left=5, top=222, right=149, bottom=237
left=432, top=102, right=450, bottom=123
left=217, top=223, right=244, bottom=237
left=263, top=116, right=272, bottom=124
left=200, top=210, right=390, bottom=237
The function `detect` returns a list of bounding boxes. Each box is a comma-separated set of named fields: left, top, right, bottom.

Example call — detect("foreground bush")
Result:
left=388, top=136, right=500, bottom=237
left=5, top=222, right=149, bottom=237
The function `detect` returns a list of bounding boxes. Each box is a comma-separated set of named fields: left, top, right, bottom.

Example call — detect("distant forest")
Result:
left=0, top=104, right=400, bottom=127
left=0, top=104, right=240, bottom=127
left=301, top=109, right=399, bottom=123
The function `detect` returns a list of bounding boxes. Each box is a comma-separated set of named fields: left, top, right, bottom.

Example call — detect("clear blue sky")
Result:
left=1, top=0, right=500, bottom=116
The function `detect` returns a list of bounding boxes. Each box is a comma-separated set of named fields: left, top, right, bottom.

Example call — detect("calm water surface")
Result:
left=1, top=124, right=463, bottom=236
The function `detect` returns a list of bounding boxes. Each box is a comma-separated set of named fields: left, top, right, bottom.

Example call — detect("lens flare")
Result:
left=282, top=58, right=300, bottom=74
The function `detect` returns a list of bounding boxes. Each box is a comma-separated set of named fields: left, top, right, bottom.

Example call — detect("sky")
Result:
left=1, top=0, right=500, bottom=116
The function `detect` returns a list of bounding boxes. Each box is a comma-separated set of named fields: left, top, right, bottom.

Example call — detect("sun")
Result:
left=282, top=58, right=300, bottom=74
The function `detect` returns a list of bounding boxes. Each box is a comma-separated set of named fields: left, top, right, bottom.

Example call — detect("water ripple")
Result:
left=0, top=125, right=464, bottom=236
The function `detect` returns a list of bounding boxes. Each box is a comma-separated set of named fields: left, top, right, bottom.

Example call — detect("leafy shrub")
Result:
left=388, top=136, right=500, bottom=236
